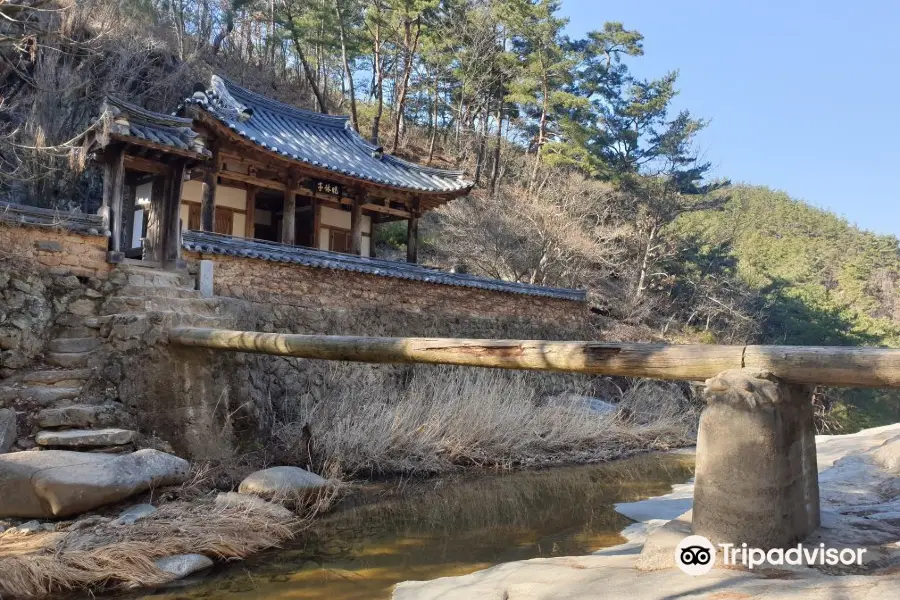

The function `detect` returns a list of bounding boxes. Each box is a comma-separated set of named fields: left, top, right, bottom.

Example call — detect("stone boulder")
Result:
left=0, top=408, right=16, bottom=453
left=0, top=449, right=189, bottom=518
left=238, top=466, right=328, bottom=502
left=872, top=435, right=900, bottom=475
left=154, top=554, right=213, bottom=580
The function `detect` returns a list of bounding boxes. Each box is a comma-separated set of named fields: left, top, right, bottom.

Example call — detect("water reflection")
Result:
left=134, top=453, right=693, bottom=600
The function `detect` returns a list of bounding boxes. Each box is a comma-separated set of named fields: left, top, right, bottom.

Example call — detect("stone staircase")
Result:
left=99, top=264, right=232, bottom=331
left=1, top=263, right=234, bottom=453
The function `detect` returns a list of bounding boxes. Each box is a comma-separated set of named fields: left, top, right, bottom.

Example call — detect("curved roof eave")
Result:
left=184, top=76, right=475, bottom=197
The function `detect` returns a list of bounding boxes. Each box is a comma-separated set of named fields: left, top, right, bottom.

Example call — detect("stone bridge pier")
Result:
left=692, top=368, right=821, bottom=549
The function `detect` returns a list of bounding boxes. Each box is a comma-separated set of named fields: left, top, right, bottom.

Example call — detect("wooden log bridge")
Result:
left=166, top=327, right=900, bottom=388
left=168, top=326, right=900, bottom=549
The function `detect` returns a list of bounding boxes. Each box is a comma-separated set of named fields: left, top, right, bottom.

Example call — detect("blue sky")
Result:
left=559, top=0, right=899, bottom=237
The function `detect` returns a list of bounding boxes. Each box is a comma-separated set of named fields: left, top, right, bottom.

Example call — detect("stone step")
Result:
left=47, top=351, right=94, bottom=368
left=47, top=337, right=100, bottom=354
left=3, top=368, right=93, bottom=387
left=96, top=312, right=233, bottom=345
left=0, top=386, right=81, bottom=406
left=117, top=285, right=202, bottom=299
left=114, top=265, right=194, bottom=288
left=35, top=428, right=137, bottom=447
left=36, top=403, right=127, bottom=429
left=102, top=295, right=223, bottom=317
left=52, top=326, right=97, bottom=339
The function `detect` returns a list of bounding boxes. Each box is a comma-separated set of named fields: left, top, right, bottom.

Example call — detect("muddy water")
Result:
left=138, top=453, right=693, bottom=600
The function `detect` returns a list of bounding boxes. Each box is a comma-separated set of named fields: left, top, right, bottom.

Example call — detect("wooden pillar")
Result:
left=350, top=195, right=363, bottom=255
left=163, top=160, right=187, bottom=269
left=406, top=203, right=419, bottom=264
left=143, top=174, right=166, bottom=263
left=245, top=185, right=257, bottom=239
left=312, top=198, right=320, bottom=249
left=103, top=145, right=126, bottom=261
left=281, top=173, right=297, bottom=245
left=201, top=144, right=220, bottom=232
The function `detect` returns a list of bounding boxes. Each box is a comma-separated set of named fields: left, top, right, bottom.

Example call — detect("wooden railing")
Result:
left=167, top=327, right=900, bottom=388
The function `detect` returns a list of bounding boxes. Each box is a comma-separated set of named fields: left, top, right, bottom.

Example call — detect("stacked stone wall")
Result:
left=183, top=251, right=588, bottom=333
left=0, top=223, right=111, bottom=279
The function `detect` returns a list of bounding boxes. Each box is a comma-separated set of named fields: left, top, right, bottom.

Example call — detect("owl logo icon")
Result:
left=675, top=535, right=716, bottom=575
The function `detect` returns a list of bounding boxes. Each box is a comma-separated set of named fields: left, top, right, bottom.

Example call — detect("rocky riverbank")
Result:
left=0, top=459, right=336, bottom=598
left=393, top=424, right=900, bottom=599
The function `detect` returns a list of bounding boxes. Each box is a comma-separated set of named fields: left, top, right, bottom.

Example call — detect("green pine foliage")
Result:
left=672, top=186, right=900, bottom=430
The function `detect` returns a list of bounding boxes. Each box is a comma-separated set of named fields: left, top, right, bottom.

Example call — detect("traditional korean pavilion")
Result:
left=85, top=75, right=473, bottom=269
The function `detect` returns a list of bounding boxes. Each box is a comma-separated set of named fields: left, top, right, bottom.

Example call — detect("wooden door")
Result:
left=188, top=203, right=200, bottom=231
left=188, top=204, right=232, bottom=235
left=214, top=207, right=233, bottom=235
left=329, top=229, right=351, bottom=253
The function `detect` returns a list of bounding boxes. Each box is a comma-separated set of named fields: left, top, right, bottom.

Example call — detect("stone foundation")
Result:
left=692, top=369, right=820, bottom=549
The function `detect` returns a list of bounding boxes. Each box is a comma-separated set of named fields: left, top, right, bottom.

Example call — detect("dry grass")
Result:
left=273, top=365, right=697, bottom=476
left=0, top=497, right=299, bottom=599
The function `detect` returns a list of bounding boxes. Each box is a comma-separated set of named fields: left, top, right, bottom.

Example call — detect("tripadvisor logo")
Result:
left=674, top=535, right=868, bottom=575
left=675, top=535, right=716, bottom=576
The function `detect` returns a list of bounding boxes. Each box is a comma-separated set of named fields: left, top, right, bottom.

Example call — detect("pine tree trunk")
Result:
left=634, top=224, right=658, bottom=300
left=427, top=74, right=439, bottom=165
left=335, top=0, right=359, bottom=132
left=289, top=37, right=328, bottom=114
left=371, top=22, right=384, bottom=144
left=489, top=99, right=504, bottom=194
left=391, top=17, right=422, bottom=153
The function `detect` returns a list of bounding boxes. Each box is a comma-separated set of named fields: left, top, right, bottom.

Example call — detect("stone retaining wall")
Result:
left=0, top=223, right=111, bottom=280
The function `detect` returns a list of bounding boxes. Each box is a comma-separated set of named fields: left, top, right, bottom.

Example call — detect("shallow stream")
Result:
left=130, top=453, right=693, bottom=600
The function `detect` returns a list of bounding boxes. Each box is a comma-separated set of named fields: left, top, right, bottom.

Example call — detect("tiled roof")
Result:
left=102, top=97, right=208, bottom=156
left=184, top=76, right=473, bottom=194
left=0, top=201, right=107, bottom=235
left=182, top=230, right=586, bottom=301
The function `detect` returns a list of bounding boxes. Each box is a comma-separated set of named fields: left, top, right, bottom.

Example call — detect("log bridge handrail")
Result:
left=167, top=327, right=900, bottom=389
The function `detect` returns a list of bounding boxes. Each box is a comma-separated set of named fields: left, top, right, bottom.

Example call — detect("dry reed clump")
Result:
left=273, top=364, right=697, bottom=476
left=0, top=498, right=299, bottom=599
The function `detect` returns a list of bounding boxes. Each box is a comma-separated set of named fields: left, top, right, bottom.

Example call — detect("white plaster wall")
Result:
left=232, top=213, right=246, bottom=238
left=319, top=206, right=371, bottom=233
left=181, top=181, right=247, bottom=211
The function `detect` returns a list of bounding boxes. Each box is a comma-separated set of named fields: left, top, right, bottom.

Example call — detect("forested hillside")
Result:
left=1, top=0, right=898, bottom=427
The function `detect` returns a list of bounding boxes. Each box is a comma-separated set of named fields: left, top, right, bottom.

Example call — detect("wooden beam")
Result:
left=110, top=134, right=207, bottom=161
left=124, top=154, right=168, bottom=175
left=281, top=172, right=298, bottom=245
left=218, top=169, right=287, bottom=192
left=350, top=195, right=363, bottom=255
left=407, top=203, right=419, bottom=264
left=201, top=143, right=220, bottom=232
left=245, top=185, right=257, bottom=239
left=167, top=329, right=900, bottom=388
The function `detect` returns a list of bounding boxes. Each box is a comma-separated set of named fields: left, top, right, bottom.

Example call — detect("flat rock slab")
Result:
left=0, top=449, right=189, bottom=518
left=36, top=428, right=136, bottom=447
left=154, top=554, right=213, bottom=580
left=110, top=503, right=157, bottom=526
left=36, top=404, right=127, bottom=429
left=238, top=466, right=328, bottom=500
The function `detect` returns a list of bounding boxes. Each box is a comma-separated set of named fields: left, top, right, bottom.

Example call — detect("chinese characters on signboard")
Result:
left=309, top=180, right=343, bottom=198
